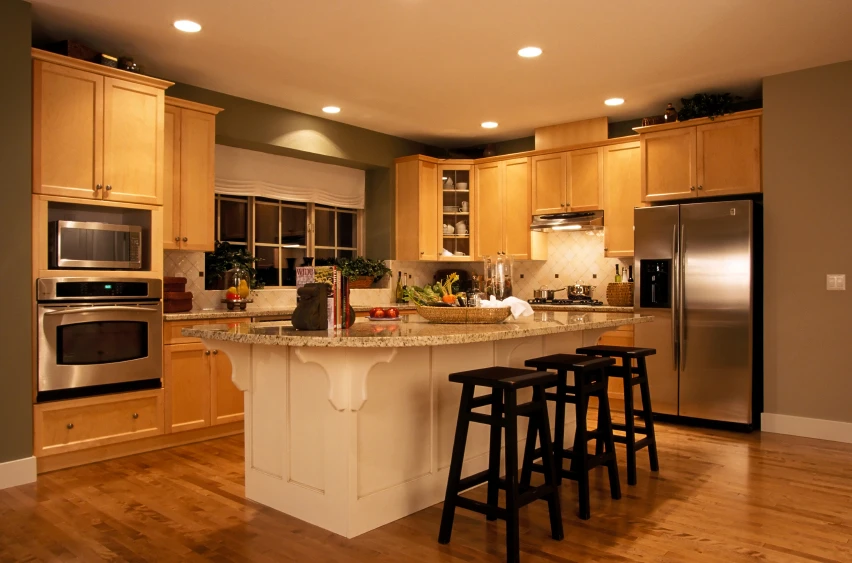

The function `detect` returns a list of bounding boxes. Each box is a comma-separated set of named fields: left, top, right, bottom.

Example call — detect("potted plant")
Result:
left=205, top=241, right=265, bottom=290
left=336, top=257, right=392, bottom=289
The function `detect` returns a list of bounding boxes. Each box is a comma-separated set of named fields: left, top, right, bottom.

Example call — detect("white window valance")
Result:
left=215, top=144, right=366, bottom=209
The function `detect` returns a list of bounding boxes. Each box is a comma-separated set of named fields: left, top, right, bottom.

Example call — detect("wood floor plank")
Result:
left=2, top=422, right=852, bottom=562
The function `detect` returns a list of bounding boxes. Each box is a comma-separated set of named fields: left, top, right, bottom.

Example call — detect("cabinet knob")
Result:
left=420, top=251, right=424, bottom=255
left=565, top=202, right=570, bottom=207
left=182, top=237, right=188, bottom=242
left=205, top=350, right=211, bottom=355
left=105, top=185, right=112, bottom=191
left=175, top=237, right=180, bottom=242
left=690, top=186, right=696, bottom=191
left=66, top=423, right=74, bottom=430
left=132, top=412, right=139, bottom=419
left=604, top=247, right=609, bottom=251
left=94, top=184, right=102, bottom=191
left=697, top=185, right=703, bottom=190
left=213, top=349, right=219, bottom=355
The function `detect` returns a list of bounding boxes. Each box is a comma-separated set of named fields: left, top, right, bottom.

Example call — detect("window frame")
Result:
left=214, top=195, right=364, bottom=288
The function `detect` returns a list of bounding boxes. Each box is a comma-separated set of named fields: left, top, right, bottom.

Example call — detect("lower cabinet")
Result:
left=163, top=319, right=246, bottom=433
left=33, top=389, right=164, bottom=456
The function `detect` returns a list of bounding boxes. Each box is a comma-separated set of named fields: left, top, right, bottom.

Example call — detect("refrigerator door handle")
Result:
left=671, top=223, right=678, bottom=371
left=679, top=224, right=687, bottom=371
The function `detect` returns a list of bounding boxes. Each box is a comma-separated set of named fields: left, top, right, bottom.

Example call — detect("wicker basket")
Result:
left=606, top=283, right=634, bottom=307
left=416, top=305, right=512, bottom=324
left=348, top=276, right=374, bottom=289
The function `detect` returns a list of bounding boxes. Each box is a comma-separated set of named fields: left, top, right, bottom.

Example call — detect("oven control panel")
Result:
left=37, top=277, right=163, bottom=301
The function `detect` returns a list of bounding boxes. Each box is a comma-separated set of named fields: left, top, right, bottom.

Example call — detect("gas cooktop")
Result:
left=528, top=298, right=604, bottom=306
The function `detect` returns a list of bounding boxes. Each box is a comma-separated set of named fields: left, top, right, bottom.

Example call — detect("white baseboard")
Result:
left=0, top=456, right=37, bottom=490
left=762, top=413, right=852, bottom=444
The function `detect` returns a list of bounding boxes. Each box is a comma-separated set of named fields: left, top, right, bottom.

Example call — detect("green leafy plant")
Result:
left=336, top=256, right=392, bottom=282
left=678, top=93, right=740, bottom=121
left=205, top=241, right=264, bottom=290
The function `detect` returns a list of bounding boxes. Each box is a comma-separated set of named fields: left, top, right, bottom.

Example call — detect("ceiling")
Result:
left=29, top=0, right=852, bottom=147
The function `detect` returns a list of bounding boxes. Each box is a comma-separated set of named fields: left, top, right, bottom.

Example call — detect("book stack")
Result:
left=296, top=266, right=353, bottom=329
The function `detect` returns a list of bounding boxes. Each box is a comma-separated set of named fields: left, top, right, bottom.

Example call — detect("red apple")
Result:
left=226, top=292, right=240, bottom=301
left=370, top=307, right=382, bottom=317
left=386, top=308, right=399, bottom=319
left=372, top=309, right=385, bottom=318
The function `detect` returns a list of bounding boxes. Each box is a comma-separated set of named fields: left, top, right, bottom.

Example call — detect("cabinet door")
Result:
left=418, top=161, right=439, bottom=260
left=531, top=153, right=567, bottom=215
left=474, top=162, right=504, bottom=259
left=603, top=141, right=642, bottom=257
left=33, top=61, right=104, bottom=199
left=503, top=158, right=531, bottom=259
left=163, top=105, right=181, bottom=250
left=567, top=147, right=603, bottom=211
left=696, top=117, right=761, bottom=197
left=164, top=343, right=211, bottom=433
left=102, top=77, right=164, bottom=205
left=641, top=127, right=697, bottom=202
left=210, top=348, right=244, bottom=425
left=179, top=109, right=216, bottom=251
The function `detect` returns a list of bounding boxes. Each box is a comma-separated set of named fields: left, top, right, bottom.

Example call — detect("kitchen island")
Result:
left=183, top=311, right=652, bottom=538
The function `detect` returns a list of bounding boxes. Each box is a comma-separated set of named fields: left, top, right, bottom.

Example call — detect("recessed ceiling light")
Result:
left=518, top=46, right=542, bottom=58
left=174, top=20, right=202, bottom=33
left=322, top=106, right=341, bottom=114
left=604, top=98, right=625, bottom=106
left=481, top=121, right=498, bottom=129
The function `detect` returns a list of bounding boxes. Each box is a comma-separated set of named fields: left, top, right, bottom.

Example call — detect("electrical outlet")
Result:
left=827, top=274, right=846, bottom=291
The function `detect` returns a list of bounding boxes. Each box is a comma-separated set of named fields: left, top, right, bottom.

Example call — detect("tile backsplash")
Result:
left=165, top=230, right=632, bottom=310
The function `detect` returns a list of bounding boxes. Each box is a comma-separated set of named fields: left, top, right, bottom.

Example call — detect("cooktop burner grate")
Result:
left=528, top=298, right=604, bottom=306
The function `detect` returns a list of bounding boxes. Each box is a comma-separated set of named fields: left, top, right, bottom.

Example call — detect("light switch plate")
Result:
left=827, top=274, right=846, bottom=291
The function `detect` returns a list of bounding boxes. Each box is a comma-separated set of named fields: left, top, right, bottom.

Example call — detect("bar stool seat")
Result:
left=521, top=354, right=621, bottom=520
left=439, top=366, right=563, bottom=563
left=576, top=344, right=660, bottom=486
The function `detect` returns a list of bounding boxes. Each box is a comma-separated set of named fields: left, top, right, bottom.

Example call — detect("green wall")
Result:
left=165, top=83, right=440, bottom=259
left=0, top=0, right=33, bottom=464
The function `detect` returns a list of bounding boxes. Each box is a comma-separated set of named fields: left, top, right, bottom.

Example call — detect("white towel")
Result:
left=480, top=296, right=534, bottom=319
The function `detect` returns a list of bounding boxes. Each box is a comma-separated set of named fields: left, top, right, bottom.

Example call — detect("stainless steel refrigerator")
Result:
left=634, top=200, right=759, bottom=426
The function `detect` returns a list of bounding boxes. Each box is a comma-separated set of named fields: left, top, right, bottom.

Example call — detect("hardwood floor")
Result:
left=2, top=421, right=852, bottom=562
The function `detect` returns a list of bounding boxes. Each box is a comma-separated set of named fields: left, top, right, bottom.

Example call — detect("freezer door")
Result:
left=633, top=205, right=679, bottom=416
left=679, top=200, right=753, bottom=423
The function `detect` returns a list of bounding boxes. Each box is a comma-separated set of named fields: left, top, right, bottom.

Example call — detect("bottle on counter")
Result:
left=402, top=273, right=409, bottom=303
left=614, top=264, right=622, bottom=283
left=395, top=272, right=404, bottom=303
left=627, top=265, right=634, bottom=283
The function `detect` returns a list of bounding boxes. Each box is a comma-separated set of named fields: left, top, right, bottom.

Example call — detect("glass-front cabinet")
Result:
left=438, top=163, right=474, bottom=261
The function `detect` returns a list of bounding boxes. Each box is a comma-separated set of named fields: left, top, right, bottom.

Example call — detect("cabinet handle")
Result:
left=213, top=349, right=219, bottom=355
left=175, top=237, right=180, bottom=242
left=182, top=237, right=188, bottom=242
left=66, top=423, right=74, bottom=430
left=697, top=185, right=703, bottom=190
left=604, top=247, right=609, bottom=251
left=132, top=412, right=139, bottom=419
left=94, top=184, right=102, bottom=191
left=420, top=251, right=424, bottom=255
left=690, top=186, right=696, bottom=191
left=565, top=202, right=570, bottom=207
left=205, top=350, right=211, bottom=355
left=105, top=185, right=112, bottom=191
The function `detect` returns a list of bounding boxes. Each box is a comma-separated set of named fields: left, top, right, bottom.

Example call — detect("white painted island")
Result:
left=183, top=311, right=652, bottom=538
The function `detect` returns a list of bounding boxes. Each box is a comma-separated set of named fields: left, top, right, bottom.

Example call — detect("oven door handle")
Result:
left=42, top=306, right=160, bottom=316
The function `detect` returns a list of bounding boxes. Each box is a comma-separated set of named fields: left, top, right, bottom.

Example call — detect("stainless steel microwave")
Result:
left=49, top=220, right=142, bottom=270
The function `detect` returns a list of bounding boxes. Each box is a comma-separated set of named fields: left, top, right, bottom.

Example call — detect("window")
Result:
left=214, top=195, right=362, bottom=287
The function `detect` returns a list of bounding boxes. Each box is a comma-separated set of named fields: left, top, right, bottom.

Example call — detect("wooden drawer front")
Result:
left=164, top=320, right=206, bottom=344
left=35, top=390, right=164, bottom=456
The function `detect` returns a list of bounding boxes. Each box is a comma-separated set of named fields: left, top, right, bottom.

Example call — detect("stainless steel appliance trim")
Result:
left=38, top=300, right=163, bottom=392
left=671, top=223, right=678, bottom=371
left=530, top=210, right=604, bottom=231
left=679, top=223, right=686, bottom=372
left=54, top=220, right=143, bottom=270
left=37, top=277, right=163, bottom=301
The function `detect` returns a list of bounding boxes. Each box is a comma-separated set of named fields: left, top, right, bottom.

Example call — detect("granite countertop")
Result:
left=181, top=311, right=652, bottom=348
left=164, top=303, right=630, bottom=321
left=164, top=304, right=417, bottom=322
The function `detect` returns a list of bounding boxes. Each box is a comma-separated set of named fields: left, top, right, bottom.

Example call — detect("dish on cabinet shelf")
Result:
left=443, top=206, right=459, bottom=212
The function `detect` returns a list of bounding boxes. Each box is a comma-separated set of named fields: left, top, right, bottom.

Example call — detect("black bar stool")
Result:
left=575, top=345, right=660, bottom=486
left=520, top=354, right=621, bottom=520
left=438, top=366, right=563, bottom=563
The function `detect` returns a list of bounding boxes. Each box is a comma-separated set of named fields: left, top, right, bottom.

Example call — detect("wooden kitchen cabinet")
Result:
left=474, top=161, right=504, bottom=258
left=32, top=50, right=172, bottom=204
left=395, top=156, right=441, bottom=261
left=438, top=163, right=475, bottom=261
left=164, top=342, right=212, bottom=433
left=603, top=141, right=642, bottom=257
left=211, top=349, right=244, bottom=425
left=531, top=152, right=566, bottom=214
left=636, top=110, right=762, bottom=202
left=163, top=98, right=222, bottom=252
left=567, top=147, right=604, bottom=211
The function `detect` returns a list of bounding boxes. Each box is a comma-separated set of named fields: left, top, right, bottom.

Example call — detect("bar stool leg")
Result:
left=533, top=386, right=564, bottom=541
left=573, top=379, right=591, bottom=520
left=638, top=358, right=660, bottom=472
left=439, top=384, right=475, bottom=544
left=594, top=399, right=605, bottom=458
left=519, top=402, right=538, bottom=492
left=504, top=389, right=521, bottom=563
left=622, top=360, right=638, bottom=486
left=595, top=369, right=621, bottom=501
left=552, top=370, right=568, bottom=485
left=486, top=389, right=504, bottom=520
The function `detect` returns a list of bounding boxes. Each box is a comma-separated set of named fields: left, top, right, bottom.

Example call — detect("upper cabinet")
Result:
left=32, top=49, right=172, bottom=205
left=395, top=156, right=440, bottom=261
left=531, top=147, right=603, bottom=214
left=438, top=163, right=475, bottom=261
left=163, top=97, right=222, bottom=252
left=636, top=110, right=761, bottom=202
left=603, top=141, right=642, bottom=258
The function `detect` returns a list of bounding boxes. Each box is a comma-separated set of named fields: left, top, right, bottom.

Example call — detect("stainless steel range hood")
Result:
left=530, top=210, right=604, bottom=232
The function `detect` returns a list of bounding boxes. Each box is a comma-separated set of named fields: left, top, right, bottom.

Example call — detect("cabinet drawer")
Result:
left=164, top=320, right=207, bottom=344
left=35, top=389, right=164, bottom=456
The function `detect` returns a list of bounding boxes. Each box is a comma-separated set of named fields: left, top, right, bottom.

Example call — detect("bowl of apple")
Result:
left=368, top=307, right=400, bottom=321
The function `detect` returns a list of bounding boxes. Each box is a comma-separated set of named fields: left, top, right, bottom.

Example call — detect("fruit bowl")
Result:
left=221, top=298, right=253, bottom=311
